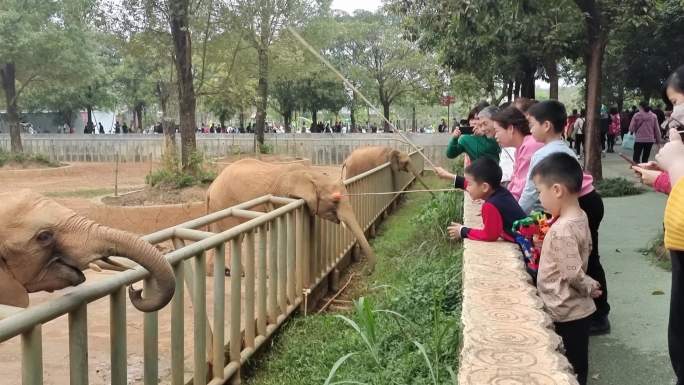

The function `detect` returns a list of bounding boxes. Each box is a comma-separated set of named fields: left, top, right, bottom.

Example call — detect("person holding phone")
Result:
left=446, top=103, right=501, bottom=163
left=633, top=65, right=684, bottom=194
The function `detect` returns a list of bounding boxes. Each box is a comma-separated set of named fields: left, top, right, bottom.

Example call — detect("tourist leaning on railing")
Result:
left=434, top=158, right=526, bottom=243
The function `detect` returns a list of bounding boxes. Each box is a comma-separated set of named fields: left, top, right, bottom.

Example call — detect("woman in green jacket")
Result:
left=446, top=105, right=501, bottom=162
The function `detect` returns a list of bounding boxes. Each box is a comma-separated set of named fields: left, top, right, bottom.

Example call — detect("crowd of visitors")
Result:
left=430, top=64, right=684, bottom=385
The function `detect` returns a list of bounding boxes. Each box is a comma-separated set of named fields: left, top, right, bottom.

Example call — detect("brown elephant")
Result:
left=342, top=146, right=431, bottom=193
left=206, top=159, right=376, bottom=273
left=0, top=190, right=175, bottom=312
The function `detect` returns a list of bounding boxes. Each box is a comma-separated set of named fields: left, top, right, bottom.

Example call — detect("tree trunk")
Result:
left=239, top=110, right=245, bottom=132
left=507, top=80, right=514, bottom=102
left=412, top=104, right=417, bottom=132
left=617, top=87, right=624, bottom=112
left=283, top=109, right=292, bottom=133
left=350, top=91, right=357, bottom=131
left=546, top=57, right=559, bottom=100
left=382, top=101, right=391, bottom=132
left=169, top=0, right=197, bottom=171
left=255, top=45, right=268, bottom=145
left=157, top=82, right=176, bottom=165
left=576, top=0, right=607, bottom=179
left=513, top=79, right=521, bottom=99
left=311, top=109, right=318, bottom=126
left=134, top=103, right=144, bottom=133
left=86, top=105, right=94, bottom=133
left=1, top=63, right=22, bottom=153
left=521, top=62, right=536, bottom=99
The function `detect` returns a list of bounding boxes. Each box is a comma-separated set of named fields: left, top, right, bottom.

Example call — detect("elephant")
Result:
left=206, top=159, right=377, bottom=273
left=342, top=146, right=432, bottom=193
left=0, top=189, right=176, bottom=312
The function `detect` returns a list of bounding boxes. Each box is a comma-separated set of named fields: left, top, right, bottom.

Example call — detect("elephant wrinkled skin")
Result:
left=0, top=190, right=175, bottom=312
left=206, top=159, right=377, bottom=273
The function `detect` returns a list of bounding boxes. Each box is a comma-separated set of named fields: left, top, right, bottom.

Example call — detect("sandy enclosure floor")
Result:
left=0, top=159, right=343, bottom=384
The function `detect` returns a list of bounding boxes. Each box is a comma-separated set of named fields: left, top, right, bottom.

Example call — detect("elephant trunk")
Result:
left=93, top=225, right=176, bottom=312
left=60, top=215, right=176, bottom=312
left=336, top=203, right=376, bottom=273
left=407, top=164, right=435, bottom=198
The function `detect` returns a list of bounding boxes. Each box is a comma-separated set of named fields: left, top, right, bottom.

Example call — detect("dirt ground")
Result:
left=0, top=158, right=344, bottom=384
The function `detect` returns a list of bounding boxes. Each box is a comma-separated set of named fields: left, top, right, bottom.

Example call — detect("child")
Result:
left=531, top=153, right=602, bottom=385
left=434, top=158, right=526, bottom=242
left=522, top=100, right=611, bottom=335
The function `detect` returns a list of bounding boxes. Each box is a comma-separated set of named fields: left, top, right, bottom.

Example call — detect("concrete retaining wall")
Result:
left=458, top=196, right=578, bottom=385
left=0, top=133, right=451, bottom=165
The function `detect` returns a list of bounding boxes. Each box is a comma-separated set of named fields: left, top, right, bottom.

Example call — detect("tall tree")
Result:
left=168, top=0, right=197, bottom=170
left=0, top=0, right=95, bottom=151
left=225, top=0, right=320, bottom=144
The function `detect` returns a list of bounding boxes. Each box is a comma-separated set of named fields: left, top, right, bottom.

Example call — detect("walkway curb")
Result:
left=458, top=196, right=578, bottom=385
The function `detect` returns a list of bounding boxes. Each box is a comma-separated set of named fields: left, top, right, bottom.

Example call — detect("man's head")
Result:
left=530, top=153, right=583, bottom=217
left=527, top=100, right=568, bottom=143
left=463, top=157, right=502, bottom=200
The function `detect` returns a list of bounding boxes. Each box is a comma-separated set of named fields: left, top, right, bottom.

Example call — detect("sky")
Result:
left=330, top=0, right=383, bottom=13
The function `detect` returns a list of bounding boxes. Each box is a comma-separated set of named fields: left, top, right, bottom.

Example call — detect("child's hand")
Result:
left=590, top=282, right=603, bottom=299
left=434, top=167, right=455, bottom=180
left=447, top=222, right=463, bottom=240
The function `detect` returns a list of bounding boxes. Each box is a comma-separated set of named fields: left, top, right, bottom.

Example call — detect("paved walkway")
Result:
left=589, top=151, right=675, bottom=384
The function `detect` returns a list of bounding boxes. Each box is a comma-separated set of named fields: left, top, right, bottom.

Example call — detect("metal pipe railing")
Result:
left=0, top=150, right=425, bottom=385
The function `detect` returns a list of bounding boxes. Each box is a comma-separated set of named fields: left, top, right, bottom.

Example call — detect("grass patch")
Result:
left=0, top=150, right=60, bottom=168
left=245, top=175, right=463, bottom=385
left=595, top=177, right=645, bottom=198
left=640, top=230, right=671, bottom=271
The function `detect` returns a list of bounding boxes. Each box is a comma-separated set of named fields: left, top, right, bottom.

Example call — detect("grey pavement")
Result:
left=588, top=148, right=675, bottom=385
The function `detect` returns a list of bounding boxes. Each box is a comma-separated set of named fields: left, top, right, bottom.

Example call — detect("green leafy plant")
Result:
left=595, top=177, right=645, bottom=198
left=146, top=151, right=216, bottom=188
left=259, top=143, right=274, bottom=154
left=640, top=230, right=671, bottom=271
left=0, top=150, right=59, bottom=168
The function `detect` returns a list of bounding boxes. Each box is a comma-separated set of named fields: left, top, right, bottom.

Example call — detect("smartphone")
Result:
left=618, top=152, right=637, bottom=166
left=459, top=125, right=474, bottom=135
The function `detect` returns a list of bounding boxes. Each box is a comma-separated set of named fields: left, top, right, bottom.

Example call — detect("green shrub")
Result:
left=595, top=177, right=645, bottom=197
left=146, top=151, right=216, bottom=188
left=259, top=143, right=274, bottom=154
left=0, top=150, right=58, bottom=167
left=641, top=230, right=671, bottom=271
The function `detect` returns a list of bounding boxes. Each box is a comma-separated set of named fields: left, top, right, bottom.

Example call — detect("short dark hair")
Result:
left=609, top=107, right=618, bottom=115
left=513, top=97, right=538, bottom=112
left=531, top=153, right=583, bottom=193
left=527, top=100, right=567, bottom=133
left=666, top=65, right=684, bottom=94
left=464, top=157, right=502, bottom=188
left=491, top=106, right=530, bottom=135
left=639, top=101, right=651, bottom=112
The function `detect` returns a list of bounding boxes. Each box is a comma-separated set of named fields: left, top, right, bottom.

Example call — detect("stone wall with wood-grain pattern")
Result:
left=457, top=196, right=579, bottom=385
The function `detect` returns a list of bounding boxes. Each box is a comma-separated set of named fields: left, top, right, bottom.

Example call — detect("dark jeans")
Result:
left=607, top=134, right=616, bottom=152
left=578, top=190, right=610, bottom=318
left=633, top=142, right=654, bottom=164
left=556, top=315, right=592, bottom=385
left=670, top=250, right=684, bottom=385
left=575, top=134, right=584, bottom=156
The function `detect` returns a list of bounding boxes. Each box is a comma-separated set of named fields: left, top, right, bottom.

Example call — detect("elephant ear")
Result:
left=0, top=265, right=29, bottom=308
left=281, top=171, right=319, bottom=215
left=389, top=149, right=400, bottom=172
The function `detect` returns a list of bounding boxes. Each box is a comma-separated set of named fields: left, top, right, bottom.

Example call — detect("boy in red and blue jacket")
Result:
left=436, top=158, right=527, bottom=242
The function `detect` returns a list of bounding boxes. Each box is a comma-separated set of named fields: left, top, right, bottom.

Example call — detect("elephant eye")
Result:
left=36, top=230, right=54, bottom=246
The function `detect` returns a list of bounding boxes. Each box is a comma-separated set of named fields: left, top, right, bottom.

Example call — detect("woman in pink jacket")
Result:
left=629, top=101, right=662, bottom=163
left=490, top=106, right=544, bottom=200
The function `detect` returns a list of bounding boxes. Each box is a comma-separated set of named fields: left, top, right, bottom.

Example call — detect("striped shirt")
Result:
left=665, top=179, right=684, bottom=251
